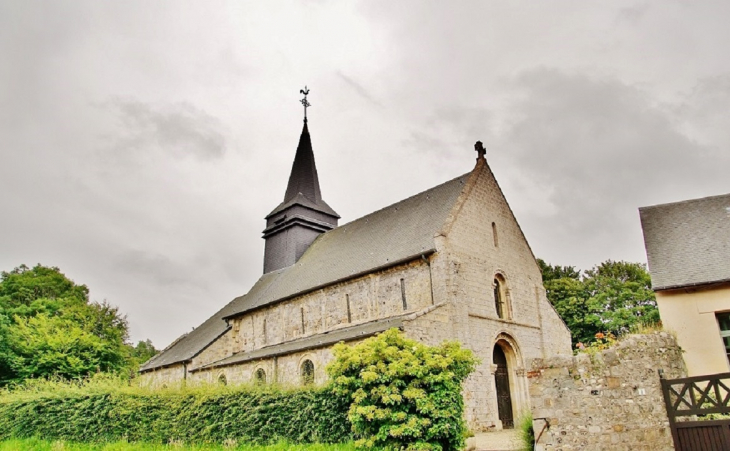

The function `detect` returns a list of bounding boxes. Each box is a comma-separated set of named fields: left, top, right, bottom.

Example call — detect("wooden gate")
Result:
left=661, top=371, right=730, bottom=450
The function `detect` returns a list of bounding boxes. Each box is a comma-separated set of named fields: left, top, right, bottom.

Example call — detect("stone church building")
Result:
left=139, top=115, right=571, bottom=430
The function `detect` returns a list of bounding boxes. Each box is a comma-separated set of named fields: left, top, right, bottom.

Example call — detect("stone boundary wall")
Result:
left=528, top=332, right=686, bottom=451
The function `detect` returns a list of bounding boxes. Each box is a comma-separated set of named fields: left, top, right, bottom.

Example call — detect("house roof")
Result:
left=140, top=172, right=469, bottom=372
left=639, top=193, right=730, bottom=291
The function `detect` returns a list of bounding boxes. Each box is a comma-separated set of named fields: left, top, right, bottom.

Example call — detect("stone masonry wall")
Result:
left=193, top=346, right=334, bottom=387
left=189, top=259, right=433, bottom=372
left=138, top=364, right=186, bottom=387
left=431, top=160, right=572, bottom=430
left=194, top=304, right=450, bottom=387
left=528, top=332, right=686, bottom=451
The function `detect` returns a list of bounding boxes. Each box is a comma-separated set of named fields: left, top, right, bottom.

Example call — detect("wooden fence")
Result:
left=660, top=371, right=730, bottom=450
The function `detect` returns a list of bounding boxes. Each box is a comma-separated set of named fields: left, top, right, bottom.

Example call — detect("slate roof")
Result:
left=267, top=121, right=339, bottom=218
left=140, top=172, right=469, bottom=372
left=639, top=193, right=730, bottom=291
left=193, top=315, right=406, bottom=371
left=139, top=271, right=280, bottom=371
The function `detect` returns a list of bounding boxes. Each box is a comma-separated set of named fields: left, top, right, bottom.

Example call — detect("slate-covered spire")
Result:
left=267, top=120, right=339, bottom=218
left=262, top=118, right=339, bottom=274
left=284, top=121, right=322, bottom=205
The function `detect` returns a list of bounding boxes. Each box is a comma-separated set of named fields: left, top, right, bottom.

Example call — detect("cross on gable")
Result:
left=475, top=141, right=486, bottom=160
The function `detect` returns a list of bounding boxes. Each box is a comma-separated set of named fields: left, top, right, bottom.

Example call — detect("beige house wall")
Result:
left=656, top=282, right=730, bottom=376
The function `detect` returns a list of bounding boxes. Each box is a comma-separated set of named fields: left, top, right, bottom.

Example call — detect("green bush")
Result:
left=327, top=329, right=478, bottom=451
left=0, top=376, right=351, bottom=445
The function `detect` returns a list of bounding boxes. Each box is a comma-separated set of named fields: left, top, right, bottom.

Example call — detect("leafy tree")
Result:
left=537, top=258, right=580, bottom=282
left=129, top=339, right=158, bottom=370
left=543, top=276, right=602, bottom=346
left=6, top=313, right=126, bottom=380
left=582, top=260, right=658, bottom=335
left=328, top=328, right=478, bottom=451
left=539, top=259, right=659, bottom=346
left=0, top=264, right=139, bottom=385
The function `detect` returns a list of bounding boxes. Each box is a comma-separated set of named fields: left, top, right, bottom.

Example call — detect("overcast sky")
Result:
left=2, top=1, right=729, bottom=347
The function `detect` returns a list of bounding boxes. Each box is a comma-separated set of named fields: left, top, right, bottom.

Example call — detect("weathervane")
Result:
left=300, top=86, right=311, bottom=122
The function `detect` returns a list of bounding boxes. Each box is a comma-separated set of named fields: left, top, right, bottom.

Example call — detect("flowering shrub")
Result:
left=575, top=332, right=617, bottom=354
left=327, top=329, right=478, bottom=451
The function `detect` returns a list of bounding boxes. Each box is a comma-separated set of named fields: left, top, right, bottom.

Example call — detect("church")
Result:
left=139, top=95, right=572, bottom=430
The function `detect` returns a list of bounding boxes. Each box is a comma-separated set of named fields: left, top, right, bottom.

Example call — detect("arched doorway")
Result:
left=493, top=345, right=514, bottom=429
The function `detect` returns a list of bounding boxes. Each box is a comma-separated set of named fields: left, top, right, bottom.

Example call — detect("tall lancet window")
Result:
left=494, top=276, right=506, bottom=319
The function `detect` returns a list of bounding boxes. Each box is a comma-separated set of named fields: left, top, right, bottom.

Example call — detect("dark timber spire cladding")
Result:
left=263, top=120, right=339, bottom=273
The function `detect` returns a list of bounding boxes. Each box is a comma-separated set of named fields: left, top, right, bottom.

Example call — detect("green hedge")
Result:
left=0, top=381, right=351, bottom=445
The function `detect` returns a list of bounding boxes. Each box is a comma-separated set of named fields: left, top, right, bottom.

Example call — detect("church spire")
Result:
left=283, top=121, right=322, bottom=204
left=262, top=88, right=339, bottom=274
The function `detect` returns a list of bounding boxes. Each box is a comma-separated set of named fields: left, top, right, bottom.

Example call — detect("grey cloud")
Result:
left=113, top=249, right=198, bottom=288
left=109, top=99, right=226, bottom=160
left=503, top=68, right=726, bottom=198
left=672, top=74, right=730, bottom=149
left=406, top=67, right=730, bottom=268
left=615, top=4, right=650, bottom=25
left=337, top=71, right=382, bottom=107
left=404, top=107, right=493, bottom=158
left=498, top=68, right=729, bottom=266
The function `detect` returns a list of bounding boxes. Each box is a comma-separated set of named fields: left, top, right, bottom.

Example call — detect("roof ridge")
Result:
left=640, top=192, right=730, bottom=211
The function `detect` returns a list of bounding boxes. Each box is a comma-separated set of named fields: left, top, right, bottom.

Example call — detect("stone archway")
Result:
left=491, top=334, right=527, bottom=430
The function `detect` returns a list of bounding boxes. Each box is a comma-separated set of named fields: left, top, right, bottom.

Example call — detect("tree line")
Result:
left=0, top=264, right=157, bottom=386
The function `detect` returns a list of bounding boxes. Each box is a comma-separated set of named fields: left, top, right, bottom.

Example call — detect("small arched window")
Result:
left=494, top=275, right=510, bottom=319
left=218, top=374, right=227, bottom=386
left=494, top=279, right=504, bottom=318
left=492, top=222, right=499, bottom=247
left=301, top=359, right=315, bottom=385
left=254, top=368, right=266, bottom=385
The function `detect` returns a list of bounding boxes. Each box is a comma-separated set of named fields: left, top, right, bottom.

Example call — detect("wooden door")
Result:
left=494, top=346, right=514, bottom=429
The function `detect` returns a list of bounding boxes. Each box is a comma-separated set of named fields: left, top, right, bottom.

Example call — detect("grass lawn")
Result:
left=0, top=439, right=357, bottom=451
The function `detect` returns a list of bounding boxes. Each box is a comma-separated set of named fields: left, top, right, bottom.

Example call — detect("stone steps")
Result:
left=467, top=429, right=523, bottom=451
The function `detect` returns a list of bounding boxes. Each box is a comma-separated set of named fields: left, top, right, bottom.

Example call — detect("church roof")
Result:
left=640, top=192, right=730, bottom=291
left=267, top=121, right=339, bottom=218
left=224, top=172, right=469, bottom=318
left=140, top=172, right=469, bottom=372
left=193, top=315, right=407, bottom=371
left=139, top=271, right=281, bottom=372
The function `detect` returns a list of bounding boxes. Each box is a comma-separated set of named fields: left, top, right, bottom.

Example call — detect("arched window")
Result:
left=494, top=275, right=509, bottom=319
left=301, top=359, right=315, bottom=385
left=254, top=368, right=266, bottom=385
left=494, top=279, right=504, bottom=318
left=218, top=374, right=227, bottom=386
